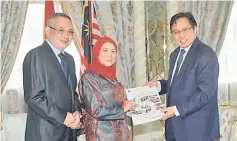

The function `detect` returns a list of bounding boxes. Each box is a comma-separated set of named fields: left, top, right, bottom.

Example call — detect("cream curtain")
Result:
left=1, top=1, right=28, bottom=94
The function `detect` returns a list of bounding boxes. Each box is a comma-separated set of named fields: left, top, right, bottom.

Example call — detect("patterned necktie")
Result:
left=58, top=53, right=68, bottom=80
left=174, top=49, right=186, bottom=77
left=58, top=54, right=74, bottom=120
left=58, top=53, right=73, bottom=90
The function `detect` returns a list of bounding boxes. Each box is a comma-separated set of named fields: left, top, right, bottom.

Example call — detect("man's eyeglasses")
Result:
left=171, top=26, right=193, bottom=36
left=48, top=26, right=74, bottom=36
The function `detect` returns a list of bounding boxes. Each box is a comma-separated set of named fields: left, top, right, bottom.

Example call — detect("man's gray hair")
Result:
left=47, top=13, right=72, bottom=27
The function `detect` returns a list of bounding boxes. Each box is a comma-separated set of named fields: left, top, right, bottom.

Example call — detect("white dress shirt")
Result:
left=46, top=39, right=65, bottom=64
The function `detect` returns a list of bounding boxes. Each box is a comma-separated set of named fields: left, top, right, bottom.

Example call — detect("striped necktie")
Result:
left=58, top=53, right=72, bottom=89
left=174, top=49, right=186, bottom=77
left=58, top=53, right=69, bottom=80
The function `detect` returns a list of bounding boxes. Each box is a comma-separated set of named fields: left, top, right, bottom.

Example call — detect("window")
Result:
left=218, top=1, right=237, bottom=104
left=218, top=1, right=237, bottom=83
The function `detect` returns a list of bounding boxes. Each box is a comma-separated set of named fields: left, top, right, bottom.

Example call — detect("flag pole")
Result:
left=88, top=0, right=93, bottom=64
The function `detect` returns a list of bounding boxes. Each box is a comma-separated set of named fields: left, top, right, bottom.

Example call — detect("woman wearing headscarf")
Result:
left=79, top=37, right=133, bottom=141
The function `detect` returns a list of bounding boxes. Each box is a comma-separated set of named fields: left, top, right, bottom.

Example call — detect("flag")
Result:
left=80, top=0, right=101, bottom=76
left=43, top=1, right=55, bottom=40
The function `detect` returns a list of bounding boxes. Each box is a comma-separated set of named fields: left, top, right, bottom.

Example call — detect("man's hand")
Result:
left=64, top=112, right=75, bottom=127
left=68, top=111, right=81, bottom=129
left=144, top=81, right=158, bottom=87
left=160, top=106, right=175, bottom=120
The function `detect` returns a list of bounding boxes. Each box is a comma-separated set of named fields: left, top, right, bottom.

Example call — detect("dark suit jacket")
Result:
left=160, top=38, right=220, bottom=141
left=23, top=41, right=81, bottom=141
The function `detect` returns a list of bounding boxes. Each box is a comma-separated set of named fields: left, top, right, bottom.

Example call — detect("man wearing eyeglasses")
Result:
left=146, top=12, right=220, bottom=141
left=23, top=13, right=82, bottom=141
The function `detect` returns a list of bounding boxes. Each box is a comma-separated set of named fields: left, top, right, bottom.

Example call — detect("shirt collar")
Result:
left=179, top=36, right=196, bottom=53
left=46, top=39, right=64, bottom=56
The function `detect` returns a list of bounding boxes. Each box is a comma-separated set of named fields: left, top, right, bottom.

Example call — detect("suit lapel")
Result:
left=168, top=48, right=179, bottom=87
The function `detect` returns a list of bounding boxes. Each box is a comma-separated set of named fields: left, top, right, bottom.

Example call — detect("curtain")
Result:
left=218, top=82, right=237, bottom=105
left=133, top=1, right=147, bottom=87
left=1, top=1, right=28, bottom=94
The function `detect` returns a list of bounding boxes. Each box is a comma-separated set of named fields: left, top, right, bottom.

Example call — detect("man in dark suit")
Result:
left=23, top=13, right=82, bottom=141
left=146, top=12, right=220, bottom=141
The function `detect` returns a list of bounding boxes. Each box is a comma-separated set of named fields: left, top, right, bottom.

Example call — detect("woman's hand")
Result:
left=122, top=100, right=134, bottom=112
